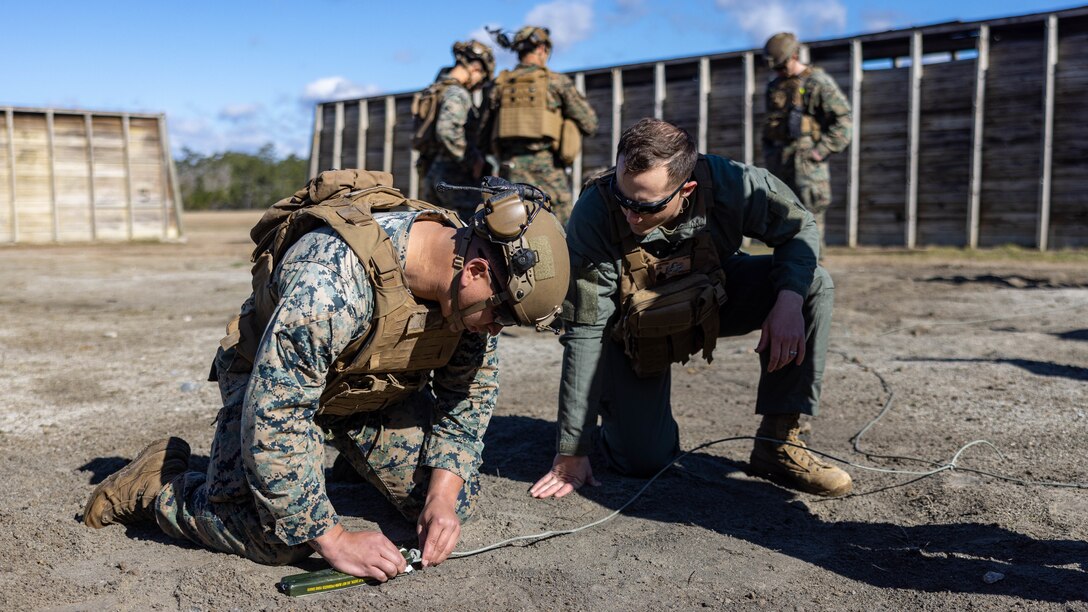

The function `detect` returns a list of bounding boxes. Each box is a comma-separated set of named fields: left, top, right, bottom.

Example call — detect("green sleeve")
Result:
left=553, top=73, right=599, bottom=136
left=556, top=183, right=617, bottom=455
left=709, top=156, right=819, bottom=295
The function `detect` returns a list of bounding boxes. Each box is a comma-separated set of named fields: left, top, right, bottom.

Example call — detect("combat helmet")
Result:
left=453, top=40, right=495, bottom=81
left=763, top=32, right=800, bottom=69
left=489, top=25, right=552, bottom=55
left=443, top=177, right=569, bottom=332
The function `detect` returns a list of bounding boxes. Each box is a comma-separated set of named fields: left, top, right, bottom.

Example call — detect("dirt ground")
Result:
left=1, top=210, right=1086, bottom=611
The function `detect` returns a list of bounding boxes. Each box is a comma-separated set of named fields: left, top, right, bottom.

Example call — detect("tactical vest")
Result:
left=411, top=77, right=460, bottom=158
left=599, top=158, right=729, bottom=377
left=763, top=67, right=822, bottom=145
left=220, top=169, right=466, bottom=417
left=493, top=67, right=563, bottom=143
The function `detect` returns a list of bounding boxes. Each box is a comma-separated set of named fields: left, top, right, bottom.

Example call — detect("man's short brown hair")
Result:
left=616, top=118, right=698, bottom=189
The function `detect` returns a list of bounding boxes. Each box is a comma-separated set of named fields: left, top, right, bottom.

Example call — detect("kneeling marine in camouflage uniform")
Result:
left=83, top=170, right=569, bottom=582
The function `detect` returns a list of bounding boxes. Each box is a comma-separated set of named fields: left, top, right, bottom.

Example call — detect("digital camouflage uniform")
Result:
left=492, top=64, right=598, bottom=224
left=156, top=212, right=499, bottom=565
left=762, top=67, right=851, bottom=252
left=420, top=78, right=486, bottom=221
left=557, top=155, right=832, bottom=476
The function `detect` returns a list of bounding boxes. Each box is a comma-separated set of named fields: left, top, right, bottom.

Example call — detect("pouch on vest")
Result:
left=557, top=117, right=582, bottom=165
left=495, top=68, right=563, bottom=142
left=615, top=271, right=727, bottom=377
left=319, top=371, right=429, bottom=416
left=412, top=80, right=454, bottom=157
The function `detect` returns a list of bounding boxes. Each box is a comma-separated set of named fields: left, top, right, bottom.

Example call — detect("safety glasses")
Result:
left=609, top=174, right=684, bottom=215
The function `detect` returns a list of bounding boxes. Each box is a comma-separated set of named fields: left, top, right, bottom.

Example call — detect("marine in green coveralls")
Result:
left=762, top=32, right=852, bottom=253
left=530, top=119, right=852, bottom=500
left=82, top=171, right=569, bottom=583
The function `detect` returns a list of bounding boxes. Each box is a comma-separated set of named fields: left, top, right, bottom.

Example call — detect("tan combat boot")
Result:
left=83, top=437, right=191, bottom=528
left=749, top=414, right=852, bottom=497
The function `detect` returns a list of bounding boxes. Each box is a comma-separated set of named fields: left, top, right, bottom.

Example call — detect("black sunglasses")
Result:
left=609, top=174, right=684, bottom=215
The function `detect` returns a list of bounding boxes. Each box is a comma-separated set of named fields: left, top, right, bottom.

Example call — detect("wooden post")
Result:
left=46, top=110, right=58, bottom=241
left=743, top=52, right=755, bottom=166
left=967, top=25, right=989, bottom=249
left=654, top=62, right=665, bottom=120
left=906, top=31, right=922, bottom=249
left=154, top=115, right=171, bottom=239
left=1038, top=15, right=1057, bottom=252
left=698, top=58, right=710, bottom=154
left=6, top=108, right=17, bottom=242
left=358, top=99, right=369, bottom=170
left=332, top=101, right=344, bottom=170
left=159, top=115, right=185, bottom=238
left=309, top=104, right=322, bottom=179
left=85, top=113, right=98, bottom=241
left=122, top=114, right=135, bottom=240
left=383, top=96, right=395, bottom=174
left=611, top=68, right=623, bottom=164
left=848, top=40, right=862, bottom=248
left=572, top=72, right=586, bottom=202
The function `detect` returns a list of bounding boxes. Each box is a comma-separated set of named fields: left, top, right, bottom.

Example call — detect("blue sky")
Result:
left=1, top=1, right=1076, bottom=159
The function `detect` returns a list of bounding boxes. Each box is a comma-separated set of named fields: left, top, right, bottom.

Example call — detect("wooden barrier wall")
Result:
left=0, top=108, right=183, bottom=244
left=309, top=7, right=1088, bottom=250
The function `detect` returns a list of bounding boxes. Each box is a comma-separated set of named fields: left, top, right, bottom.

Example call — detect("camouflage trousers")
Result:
left=420, top=157, right=484, bottom=223
left=499, top=148, right=572, bottom=224
left=154, top=347, right=479, bottom=566
left=765, top=142, right=832, bottom=253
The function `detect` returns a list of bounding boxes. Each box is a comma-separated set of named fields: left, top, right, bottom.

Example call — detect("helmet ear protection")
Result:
left=442, top=177, right=567, bottom=332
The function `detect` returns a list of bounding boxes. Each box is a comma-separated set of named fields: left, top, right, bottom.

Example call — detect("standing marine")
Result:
left=761, top=32, right=852, bottom=254
left=82, top=170, right=569, bottom=581
left=413, top=40, right=495, bottom=221
left=486, top=26, right=599, bottom=224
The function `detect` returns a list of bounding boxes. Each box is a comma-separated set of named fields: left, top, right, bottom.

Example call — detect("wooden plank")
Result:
left=6, top=108, right=16, bottom=242
left=968, top=25, right=989, bottom=248
left=698, top=58, right=709, bottom=153
left=906, top=31, right=922, bottom=248
left=654, top=62, right=665, bottom=120
left=1038, top=14, right=1057, bottom=251
left=573, top=72, right=585, bottom=202
left=85, top=113, right=98, bottom=240
left=332, top=101, right=344, bottom=170
left=743, top=52, right=754, bottom=165
left=848, top=40, right=862, bottom=248
left=157, top=114, right=184, bottom=239
left=358, top=99, right=369, bottom=171
left=46, top=110, right=58, bottom=241
left=612, top=68, right=623, bottom=164
left=309, top=104, right=322, bottom=179
left=122, top=114, right=134, bottom=240
left=383, top=96, right=395, bottom=174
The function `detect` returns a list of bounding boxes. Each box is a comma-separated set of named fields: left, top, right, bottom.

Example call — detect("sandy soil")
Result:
left=1, top=210, right=1086, bottom=611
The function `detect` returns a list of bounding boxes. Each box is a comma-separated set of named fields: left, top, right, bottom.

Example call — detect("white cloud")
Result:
left=524, top=0, right=595, bottom=50
left=300, top=76, right=380, bottom=103
left=862, top=10, right=906, bottom=33
left=218, top=103, right=261, bottom=122
left=715, top=0, right=847, bottom=44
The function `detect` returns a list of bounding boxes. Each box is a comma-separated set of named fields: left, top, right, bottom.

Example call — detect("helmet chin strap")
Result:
left=447, top=232, right=507, bottom=331
left=447, top=270, right=508, bottom=332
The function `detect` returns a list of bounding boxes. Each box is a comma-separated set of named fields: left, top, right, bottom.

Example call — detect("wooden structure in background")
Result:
left=0, top=108, right=183, bottom=244
left=309, top=7, right=1088, bottom=250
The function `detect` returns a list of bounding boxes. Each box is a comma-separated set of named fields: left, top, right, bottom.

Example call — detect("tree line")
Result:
left=176, top=144, right=308, bottom=210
